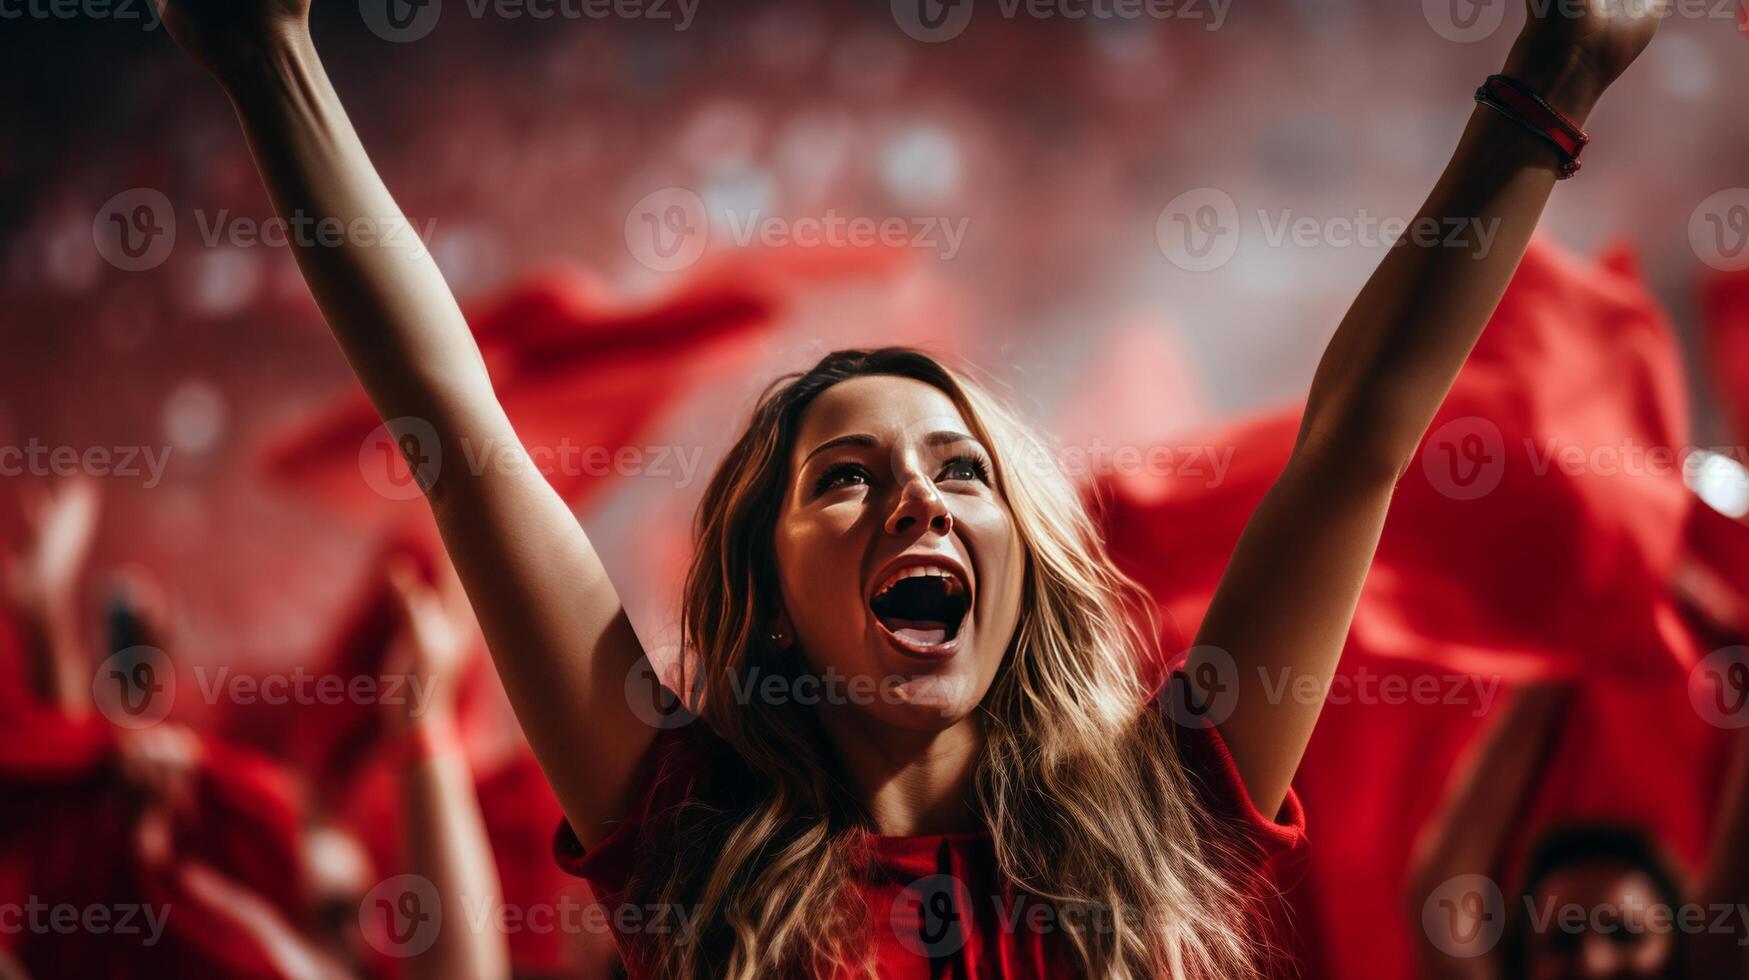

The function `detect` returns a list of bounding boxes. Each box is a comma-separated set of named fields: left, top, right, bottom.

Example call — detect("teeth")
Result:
left=873, top=564, right=967, bottom=598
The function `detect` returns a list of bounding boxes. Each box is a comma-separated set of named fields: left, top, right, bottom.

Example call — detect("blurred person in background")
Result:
left=0, top=481, right=515, bottom=979
left=1406, top=520, right=1749, bottom=980
left=146, top=0, right=1668, bottom=977
left=1408, top=680, right=1749, bottom=980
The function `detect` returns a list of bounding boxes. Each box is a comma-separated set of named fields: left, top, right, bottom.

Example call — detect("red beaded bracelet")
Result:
left=1474, top=74, right=1590, bottom=179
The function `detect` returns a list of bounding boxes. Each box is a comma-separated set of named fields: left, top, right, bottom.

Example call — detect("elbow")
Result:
left=1297, top=369, right=1473, bottom=488
left=1290, top=402, right=1418, bottom=492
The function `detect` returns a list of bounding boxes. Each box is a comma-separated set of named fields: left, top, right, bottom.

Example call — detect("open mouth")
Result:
left=869, top=565, right=971, bottom=655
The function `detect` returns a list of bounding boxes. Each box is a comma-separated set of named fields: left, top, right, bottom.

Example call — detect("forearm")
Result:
left=219, top=31, right=501, bottom=443
left=399, top=717, right=511, bottom=980
left=1406, top=684, right=1572, bottom=895
left=1406, top=685, right=1572, bottom=976
left=1297, top=58, right=1601, bottom=473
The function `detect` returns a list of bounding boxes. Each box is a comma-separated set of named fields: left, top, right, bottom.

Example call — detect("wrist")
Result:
left=16, top=593, right=76, bottom=631
left=217, top=25, right=319, bottom=106
left=394, top=710, right=462, bottom=765
left=1500, top=50, right=1605, bottom=126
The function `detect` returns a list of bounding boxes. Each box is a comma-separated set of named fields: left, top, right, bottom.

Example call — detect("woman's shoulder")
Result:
left=1148, top=673, right=1310, bottom=866
left=552, top=712, right=731, bottom=889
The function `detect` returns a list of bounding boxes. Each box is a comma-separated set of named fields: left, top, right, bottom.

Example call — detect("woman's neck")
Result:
left=819, top=712, right=985, bottom=837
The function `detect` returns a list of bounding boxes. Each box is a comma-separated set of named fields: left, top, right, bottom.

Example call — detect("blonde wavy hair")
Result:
left=632, top=348, right=1266, bottom=978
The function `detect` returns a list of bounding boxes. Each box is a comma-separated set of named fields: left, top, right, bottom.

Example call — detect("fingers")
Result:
left=384, top=553, right=455, bottom=673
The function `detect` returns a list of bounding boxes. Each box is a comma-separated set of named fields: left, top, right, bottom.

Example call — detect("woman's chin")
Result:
left=852, top=672, right=985, bottom=732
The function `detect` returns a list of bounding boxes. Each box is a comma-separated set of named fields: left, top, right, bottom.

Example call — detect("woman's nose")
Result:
left=886, top=475, right=953, bottom=537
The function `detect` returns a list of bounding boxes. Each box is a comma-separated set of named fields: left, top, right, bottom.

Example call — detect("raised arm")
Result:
left=1404, top=683, right=1574, bottom=980
left=1189, top=1, right=1662, bottom=815
left=154, top=0, right=657, bottom=844
left=3, top=480, right=100, bottom=716
left=382, top=559, right=510, bottom=980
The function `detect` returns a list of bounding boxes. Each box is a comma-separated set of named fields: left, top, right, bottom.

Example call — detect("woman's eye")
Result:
left=814, top=463, right=868, bottom=494
left=939, top=454, right=991, bottom=484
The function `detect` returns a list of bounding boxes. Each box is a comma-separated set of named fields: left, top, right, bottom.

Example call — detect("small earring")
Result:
left=768, top=630, right=783, bottom=643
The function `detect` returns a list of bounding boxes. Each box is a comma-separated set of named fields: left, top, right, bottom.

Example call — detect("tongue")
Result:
left=880, top=616, right=950, bottom=647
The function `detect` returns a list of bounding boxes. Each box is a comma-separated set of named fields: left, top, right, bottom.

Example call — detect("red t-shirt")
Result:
left=553, top=696, right=1308, bottom=978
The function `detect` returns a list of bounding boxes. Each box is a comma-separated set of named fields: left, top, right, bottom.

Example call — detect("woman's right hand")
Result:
left=154, top=0, right=311, bottom=82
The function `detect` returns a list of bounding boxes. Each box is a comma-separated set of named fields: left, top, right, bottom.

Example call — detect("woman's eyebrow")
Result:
left=803, top=430, right=980, bottom=465
left=922, top=430, right=979, bottom=450
left=802, top=432, right=877, bottom=465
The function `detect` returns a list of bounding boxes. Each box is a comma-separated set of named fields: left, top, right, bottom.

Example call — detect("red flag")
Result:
left=260, top=265, right=783, bottom=515
left=1099, top=237, right=1694, bottom=679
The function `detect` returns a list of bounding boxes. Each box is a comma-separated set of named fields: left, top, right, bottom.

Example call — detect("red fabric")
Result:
left=550, top=703, right=1306, bottom=979
left=259, top=265, right=783, bottom=515
left=0, top=710, right=307, bottom=978
left=1701, top=268, right=1749, bottom=446
left=0, top=609, right=29, bottom=719
left=1099, top=237, right=1694, bottom=680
